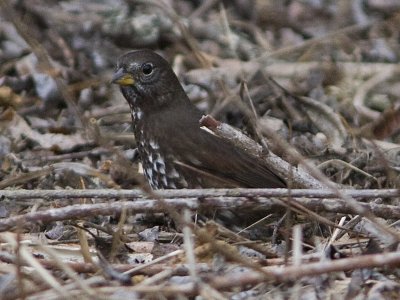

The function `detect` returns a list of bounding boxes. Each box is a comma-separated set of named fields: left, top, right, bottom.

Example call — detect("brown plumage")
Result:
left=112, top=50, right=286, bottom=189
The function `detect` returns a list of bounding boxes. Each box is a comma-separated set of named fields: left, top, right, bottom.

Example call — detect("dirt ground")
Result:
left=1, top=1, right=400, bottom=299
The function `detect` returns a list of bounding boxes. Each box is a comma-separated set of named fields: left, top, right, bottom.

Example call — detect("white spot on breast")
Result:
left=151, top=178, right=158, bottom=188
left=153, top=154, right=166, bottom=175
left=179, top=177, right=188, bottom=188
left=155, top=154, right=164, bottom=164
left=158, top=163, right=166, bottom=175
left=162, top=176, right=168, bottom=186
left=145, top=168, right=153, bottom=178
left=131, top=109, right=143, bottom=122
left=149, top=140, right=160, bottom=150
left=168, top=168, right=180, bottom=178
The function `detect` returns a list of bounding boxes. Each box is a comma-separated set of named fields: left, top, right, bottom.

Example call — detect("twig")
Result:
left=1, top=188, right=400, bottom=200
left=1, top=195, right=400, bottom=231
left=258, top=22, right=371, bottom=61
left=2, top=233, right=67, bottom=298
left=74, top=251, right=400, bottom=297
left=210, top=251, right=400, bottom=289
left=353, top=68, right=396, bottom=120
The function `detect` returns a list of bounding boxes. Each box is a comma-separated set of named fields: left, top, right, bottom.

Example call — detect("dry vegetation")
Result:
left=1, top=0, right=400, bottom=299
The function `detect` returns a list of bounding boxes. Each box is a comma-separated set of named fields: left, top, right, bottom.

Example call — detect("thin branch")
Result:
left=1, top=188, right=399, bottom=200
left=210, top=251, right=400, bottom=289
left=1, top=195, right=400, bottom=231
left=63, top=251, right=400, bottom=297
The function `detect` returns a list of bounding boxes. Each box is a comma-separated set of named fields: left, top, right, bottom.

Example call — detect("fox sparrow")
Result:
left=112, top=50, right=286, bottom=189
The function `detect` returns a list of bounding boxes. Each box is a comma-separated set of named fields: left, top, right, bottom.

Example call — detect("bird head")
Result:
left=112, top=50, right=187, bottom=111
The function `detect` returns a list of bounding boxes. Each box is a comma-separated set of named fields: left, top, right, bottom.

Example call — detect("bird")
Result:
left=111, top=49, right=286, bottom=189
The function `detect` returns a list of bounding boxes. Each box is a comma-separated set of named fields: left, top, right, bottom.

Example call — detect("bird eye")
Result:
left=142, top=63, right=153, bottom=75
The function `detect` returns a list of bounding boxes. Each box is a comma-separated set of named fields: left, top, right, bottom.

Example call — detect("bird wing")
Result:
left=177, top=127, right=286, bottom=188
left=152, top=113, right=285, bottom=188
left=148, top=105, right=286, bottom=188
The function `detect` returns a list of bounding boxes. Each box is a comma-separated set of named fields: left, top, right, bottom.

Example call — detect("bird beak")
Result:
left=111, top=68, right=135, bottom=86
